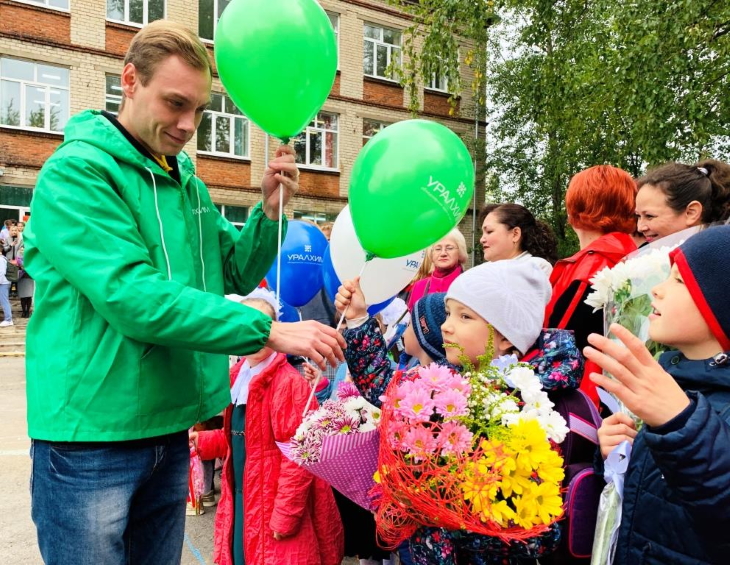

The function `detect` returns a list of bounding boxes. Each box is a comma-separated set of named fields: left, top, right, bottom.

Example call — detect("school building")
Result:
left=0, top=0, right=485, bottom=249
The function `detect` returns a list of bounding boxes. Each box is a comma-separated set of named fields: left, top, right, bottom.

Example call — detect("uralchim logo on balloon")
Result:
left=287, top=245, right=324, bottom=265
left=421, top=176, right=468, bottom=221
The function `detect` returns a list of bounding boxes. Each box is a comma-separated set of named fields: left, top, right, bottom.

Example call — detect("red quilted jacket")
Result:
left=197, top=353, right=344, bottom=565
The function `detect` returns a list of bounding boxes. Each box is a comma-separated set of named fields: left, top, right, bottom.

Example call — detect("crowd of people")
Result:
left=0, top=218, right=33, bottom=326
left=20, top=17, right=730, bottom=565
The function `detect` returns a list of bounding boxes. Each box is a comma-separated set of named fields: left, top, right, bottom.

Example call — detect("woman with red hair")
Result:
left=545, top=165, right=638, bottom=404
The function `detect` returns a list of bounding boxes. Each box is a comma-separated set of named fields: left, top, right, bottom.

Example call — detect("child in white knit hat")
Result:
left=442, top=259, right=552, bottom=367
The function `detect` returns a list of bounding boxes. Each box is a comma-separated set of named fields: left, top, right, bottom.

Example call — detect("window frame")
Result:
left=0, top=57, right=70, bottom=134
left=293, top=210, right=338, bottom=224
left=326, top=11, right=340, bottom=70
left=292, top=111, right=339, bottom=171
left=196, top=92, right=251, bottom=160
left=12, top=0, right=69, bottom=12
left=215, top=204, right=249, bottom=230
left=362, top=118, right=392, bottom=145
left=104, top=74, right=122, bottom=115
left=105, top=0, right=166, bottom=28
left=363, top=23, right=402, bottom=81
left=198, top=0, right=231, bottom=43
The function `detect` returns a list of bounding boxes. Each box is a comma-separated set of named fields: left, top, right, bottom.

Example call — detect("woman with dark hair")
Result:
left=545, top=165, right=638, bottom=404
left=478, top=203, right=558, bottom=275
left=635, top=159, right=730, bottom=242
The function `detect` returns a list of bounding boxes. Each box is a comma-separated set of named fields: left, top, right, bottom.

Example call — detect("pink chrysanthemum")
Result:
left=441, top=373, right=472, bottom=395
left=433, top=388, right=469, bottom=418
left=438, top=421, right=473, bottom=456
left=337, top=381, right=361, bottom=400
left=401, top=424, right=438, bottom=460
left=331, top=414, right=361, bottom=434
left=396, top=384, right=436, bottom=423
left=416, top=363, right=457, bottom=392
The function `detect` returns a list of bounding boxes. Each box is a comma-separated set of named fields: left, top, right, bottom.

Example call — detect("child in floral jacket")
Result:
left=336, top=263, right=586, bottom=565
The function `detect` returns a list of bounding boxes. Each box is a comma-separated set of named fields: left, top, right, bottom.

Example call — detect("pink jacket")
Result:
left=407, top=265, right=464, bottom=310
left=197, top=354, right=344, bottom=565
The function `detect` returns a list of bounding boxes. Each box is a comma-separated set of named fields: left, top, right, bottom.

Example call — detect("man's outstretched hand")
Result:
left=266, top=320, right=346, bottom=370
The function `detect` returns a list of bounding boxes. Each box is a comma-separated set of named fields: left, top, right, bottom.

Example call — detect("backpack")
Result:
left=546, top=388, right=604, bottom=563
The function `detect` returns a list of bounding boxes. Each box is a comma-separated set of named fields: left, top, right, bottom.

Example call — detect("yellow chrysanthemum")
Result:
left=498, top=455, right=533, bottom=498
left=525, top=480, right=564, bottom=525
left=461, top=458, right=501, bottom=517
left=512, top=494, right=540, bottom=529
left=536, top=449, right=565, bottom=484
left=507, top=419, right=554, bottom=472
left=489, top=499, right=516, bottom=527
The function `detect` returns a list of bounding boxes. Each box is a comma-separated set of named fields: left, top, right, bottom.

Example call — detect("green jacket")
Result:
left=24, top=110, right=285, bottom=441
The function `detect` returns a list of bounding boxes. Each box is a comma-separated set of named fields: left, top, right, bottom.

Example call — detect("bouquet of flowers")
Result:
left=374, top=343, right=568, bottom=549
left=585, top=245, right=679, bottom=359
left=277, top=382, right=381, bottom=510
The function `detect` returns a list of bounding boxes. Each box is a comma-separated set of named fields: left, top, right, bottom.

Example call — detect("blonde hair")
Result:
left=434, top=228, right=468, bottom=266
left=124, top=20, right=212, bottom=86
left=413, top=248, right=434, bottom=281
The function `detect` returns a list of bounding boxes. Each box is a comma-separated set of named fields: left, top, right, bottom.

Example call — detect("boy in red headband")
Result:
left=584, top=225, right=730, bottom=565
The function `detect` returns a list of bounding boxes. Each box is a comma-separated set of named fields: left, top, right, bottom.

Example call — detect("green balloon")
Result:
left=215, top=0, right=337, bottom=141
left=349, top=120, right=475, bottom=259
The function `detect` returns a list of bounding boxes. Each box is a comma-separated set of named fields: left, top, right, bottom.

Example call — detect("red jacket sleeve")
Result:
left=269, top=368, right=316, bottom=537
left=197, top=428, right=228, bottom=461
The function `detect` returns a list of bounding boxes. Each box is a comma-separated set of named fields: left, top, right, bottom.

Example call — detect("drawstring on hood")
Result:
left=194, top=175, right=207, bottom=292
left=147, top=166, right=172, bottom=281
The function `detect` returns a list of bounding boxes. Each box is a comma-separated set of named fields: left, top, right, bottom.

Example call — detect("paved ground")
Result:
left=0, top=356, right=361, bottom=565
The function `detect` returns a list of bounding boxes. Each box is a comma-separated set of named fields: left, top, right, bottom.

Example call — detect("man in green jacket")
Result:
left=24, top=20, right=345, bottom=565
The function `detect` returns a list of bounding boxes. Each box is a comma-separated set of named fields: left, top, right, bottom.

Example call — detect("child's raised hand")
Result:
left=302, top=362, right=322, bottom=384
left=597, top=413, right=637, bottom=459
left=334, top=277, right=368, bottom=320
left=584, top=324, right=691, bottom=428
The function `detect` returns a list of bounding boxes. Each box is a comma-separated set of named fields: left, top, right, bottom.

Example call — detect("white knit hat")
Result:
left=226, top=288, right=281, bottom=321
left=445, top=261, right=552, bottom=355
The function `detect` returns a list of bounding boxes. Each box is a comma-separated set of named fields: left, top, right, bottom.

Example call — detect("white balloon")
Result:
left=330, top=205, right=425, bottom=304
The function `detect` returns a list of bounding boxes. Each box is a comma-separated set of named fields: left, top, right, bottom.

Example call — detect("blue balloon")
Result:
left=279, top=300, right=301, bottom=323
left=322, top=245, right=395, bottom=316
left=266, top=221, right=328, bottom=307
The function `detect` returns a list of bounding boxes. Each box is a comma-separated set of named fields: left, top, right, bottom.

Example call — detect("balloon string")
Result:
left=303, top=261, right=369, bottom=418
left=275, top=182, right=283, bottom=305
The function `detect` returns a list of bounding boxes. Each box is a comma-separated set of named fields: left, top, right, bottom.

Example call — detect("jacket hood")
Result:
left=60, top=110, right=195, bottom=175
left=569, top=232, right=637, bottom=265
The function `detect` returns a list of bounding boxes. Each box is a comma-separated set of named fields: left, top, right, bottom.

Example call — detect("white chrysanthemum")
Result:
left=343, top=396, right=366, bottom=414
left=508, top=366, right=543, bottom=398
left=541, top=410, right=569, bottom=443
left=522, top=389, right=554, bottom=411
left=359, top=421, right=377, bottom=433
left=586, top=266, right=614, bottom=311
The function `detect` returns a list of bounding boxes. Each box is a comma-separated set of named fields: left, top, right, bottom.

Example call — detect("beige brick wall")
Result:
left=1, top=0, right=482, bottom=227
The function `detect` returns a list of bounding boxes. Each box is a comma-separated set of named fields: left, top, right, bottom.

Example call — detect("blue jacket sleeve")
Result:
left=644, top=391, right=730, bottom=561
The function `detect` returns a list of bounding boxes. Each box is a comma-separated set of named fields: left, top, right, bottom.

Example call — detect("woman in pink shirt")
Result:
left=407, top=228, right=467, bottom=310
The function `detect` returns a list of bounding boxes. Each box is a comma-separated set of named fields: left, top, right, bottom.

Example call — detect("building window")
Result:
left=197, top=92, right=250, bottom=159
left=15, top=0, right=69, bottom=10
left=362, top=118, right=391, bottom=145
left=215, top=204, right=249, bottom=230
left=199, top=0, right=231, bottom=41
left=363, top=24, right=401, bottom=80
left=0, top=57, right=69, bottom=133
left=292, top=112, right=338, bottom=169
left=105, top=75, right=122, bottom=114
left=107, top=0, right=164, bottom=26
left=294, top=210, right=338, bottom=224
left=427, top=73, right=448, bottom=93
left=326, top=11, right=339, bottom=66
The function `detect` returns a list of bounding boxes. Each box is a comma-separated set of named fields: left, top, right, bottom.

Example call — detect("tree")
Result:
left=487, top=0, right=730, bottom=254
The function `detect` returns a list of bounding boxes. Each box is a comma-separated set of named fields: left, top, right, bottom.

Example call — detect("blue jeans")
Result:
left=31, top=431, right=189, bottom=565
left=0, top=283, right=11, bottom=321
